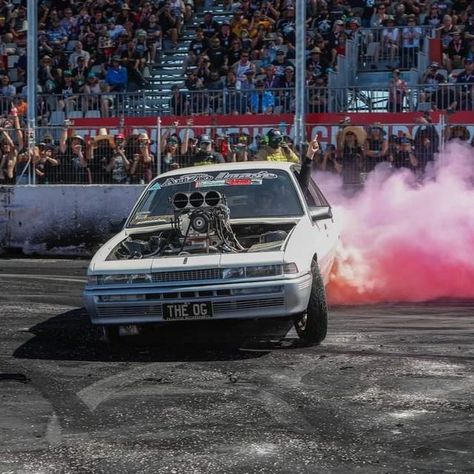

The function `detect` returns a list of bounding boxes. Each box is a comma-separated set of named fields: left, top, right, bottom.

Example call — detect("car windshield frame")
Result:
left=127, top=168, right=305, bottom=228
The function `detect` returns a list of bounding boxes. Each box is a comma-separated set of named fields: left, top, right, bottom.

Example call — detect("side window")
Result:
left=292, top=165, right=317, bottom=206
left=306, top=178, right=326, bottom=207
left=291, top=166, right=328, bottom=208
left=303, top=187, right=316, bottom=207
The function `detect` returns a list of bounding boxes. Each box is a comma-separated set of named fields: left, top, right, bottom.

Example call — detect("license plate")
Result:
left=163, top=301, right=213, bottom=320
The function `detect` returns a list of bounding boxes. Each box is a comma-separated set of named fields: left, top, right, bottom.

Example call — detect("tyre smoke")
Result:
left=319, top=142, right=474, bottom=304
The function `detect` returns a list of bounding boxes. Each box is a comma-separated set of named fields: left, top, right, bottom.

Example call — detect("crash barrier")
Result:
left=0, top=185, right=144, bottom=255
left=356, top=26, right=435, bottom=72
left=329, top=83, right=474, bottom=113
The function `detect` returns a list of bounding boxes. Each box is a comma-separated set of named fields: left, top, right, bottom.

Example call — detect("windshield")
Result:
left=128, top=169, right=304, bottom=227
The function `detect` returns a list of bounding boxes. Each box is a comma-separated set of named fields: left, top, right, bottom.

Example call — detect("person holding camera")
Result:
left=190, top=135, right=225, bottom=166
left=104, top=134, right=131, bottom=184
left=228, top=135, right=250, bottom=162
left=0, top=106, right=23, bottom=184
left=256, top=129, right=299, bottom=163
left=35, top=143, right=59, bottom=185
left=129, top=132, right=154, bottom=184
left=58, top=122, right=90, bottom=184
left=389, top=135, right=418, bottom=171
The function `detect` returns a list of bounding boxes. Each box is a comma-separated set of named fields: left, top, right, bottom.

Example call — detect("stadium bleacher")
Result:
left=0, top=0, right=473, bottom=185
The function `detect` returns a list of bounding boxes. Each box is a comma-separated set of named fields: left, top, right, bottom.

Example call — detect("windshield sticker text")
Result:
left=161, top=174, right=215, bottom=187
left=196, top=178, right=263, bottom=188
left=162, top=171, right=278, bottom=188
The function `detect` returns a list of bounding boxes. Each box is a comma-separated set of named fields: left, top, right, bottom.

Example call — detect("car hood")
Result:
left=90, top=250, right=286, bottom=274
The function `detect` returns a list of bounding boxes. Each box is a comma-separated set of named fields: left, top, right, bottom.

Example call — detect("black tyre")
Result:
left=294, top=261, right=328, bottom=345
left=101, top=325, right=121, bottom=345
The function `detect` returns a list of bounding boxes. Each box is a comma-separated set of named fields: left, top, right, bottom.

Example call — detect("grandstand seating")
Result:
left=0, top=0, right=473, bottom=186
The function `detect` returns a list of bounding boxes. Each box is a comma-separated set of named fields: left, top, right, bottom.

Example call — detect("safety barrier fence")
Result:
left=3, top=119, right=471, bottom=187
left=356, top=26, right=435, bottom=71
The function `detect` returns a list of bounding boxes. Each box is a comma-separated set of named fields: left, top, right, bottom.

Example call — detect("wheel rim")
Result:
left=296, top=313, right=308, bottom=332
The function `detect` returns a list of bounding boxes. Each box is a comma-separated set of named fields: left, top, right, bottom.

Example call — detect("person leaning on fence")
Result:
left=255, top=129, right=299, bottom=163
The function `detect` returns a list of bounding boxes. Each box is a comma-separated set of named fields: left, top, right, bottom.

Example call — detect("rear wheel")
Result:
left=294, top=262, right=328, bottom=345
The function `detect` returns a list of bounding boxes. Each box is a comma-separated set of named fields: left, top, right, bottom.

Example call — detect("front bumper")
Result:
left=83, top=274, right=313, bottom=325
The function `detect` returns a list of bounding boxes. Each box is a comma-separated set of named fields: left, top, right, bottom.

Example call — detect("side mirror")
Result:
left=309, top=206, right=333, bottom=222
left=109, top=218, right=126, bottom=233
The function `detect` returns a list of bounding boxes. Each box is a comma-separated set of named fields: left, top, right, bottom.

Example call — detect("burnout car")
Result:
left=84, top=162, right=339, bottom=345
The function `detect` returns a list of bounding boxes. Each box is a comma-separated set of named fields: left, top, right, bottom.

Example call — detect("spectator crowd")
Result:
left=0, top=1, right=474, bottom=185
left=3, top=113, right=472, bottom=186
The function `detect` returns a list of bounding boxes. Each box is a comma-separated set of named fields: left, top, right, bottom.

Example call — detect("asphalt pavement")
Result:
left=0, top=259, right=473, bottom=474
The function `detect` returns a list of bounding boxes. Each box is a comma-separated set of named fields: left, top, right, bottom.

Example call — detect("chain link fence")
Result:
left=3, top=118, right=471, bottom=187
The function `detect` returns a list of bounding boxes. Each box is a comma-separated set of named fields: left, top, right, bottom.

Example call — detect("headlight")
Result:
left=245, top=265, right=283, bottom=278
left=97, top=274, right=152, bottom=285
left=87, top=275, right=98, bottom=285
left=222, top=267, right=245, bottom=279
left=283, top=263, right=299, bottom=274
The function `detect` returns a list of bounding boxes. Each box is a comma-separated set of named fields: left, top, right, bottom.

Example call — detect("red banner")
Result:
left=73, top=112, right=448, bottom=128
left=70, top=112, right=472, bottom=149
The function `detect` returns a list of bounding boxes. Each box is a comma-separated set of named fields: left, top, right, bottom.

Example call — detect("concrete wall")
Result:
left=0, top=185, right=145, bottom=256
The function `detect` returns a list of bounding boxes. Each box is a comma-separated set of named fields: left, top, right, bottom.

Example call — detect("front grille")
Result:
left=213, top=297, right=285, bottom=314
left=152, top=268, right=221, bottom=283
left=96, top=304, right=163, bottom=319
left=95, top=297, right=284, bottom=319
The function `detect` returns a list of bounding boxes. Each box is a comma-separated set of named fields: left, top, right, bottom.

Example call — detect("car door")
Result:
left=303, top=177, right=339, bottom=282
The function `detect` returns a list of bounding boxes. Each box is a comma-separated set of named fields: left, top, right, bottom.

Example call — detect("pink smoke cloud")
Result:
left=319, top=142, right=474, bottom=304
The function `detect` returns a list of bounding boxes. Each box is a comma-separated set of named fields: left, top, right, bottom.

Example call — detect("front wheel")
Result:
left=101, top=325, right=121, bottom=345
left=293, top=262, right=328, bottom=345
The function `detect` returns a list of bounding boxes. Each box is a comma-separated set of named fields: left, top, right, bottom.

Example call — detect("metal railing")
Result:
left=31, top=88, right=325, bottom=120
left=2, top=81, right=473, bottom=125
left=327, top=83, right=474, bottom=113
left=355, top=26, right=436, bottom=72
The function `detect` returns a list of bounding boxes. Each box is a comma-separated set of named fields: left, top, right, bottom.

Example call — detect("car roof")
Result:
left=157, top=161, right=297, bottom=179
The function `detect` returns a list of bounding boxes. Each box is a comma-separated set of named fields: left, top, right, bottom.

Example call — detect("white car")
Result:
left=84, top=162, right=339, bottom=345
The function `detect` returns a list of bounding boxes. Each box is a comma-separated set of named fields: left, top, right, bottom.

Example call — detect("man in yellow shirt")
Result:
left=256, top=129, right=300, bottom=163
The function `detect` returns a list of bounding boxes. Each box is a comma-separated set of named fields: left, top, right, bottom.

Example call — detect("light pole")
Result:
left=295, top=0, right=306, bottom=154
left=27, top=0, right=38, bottom=184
